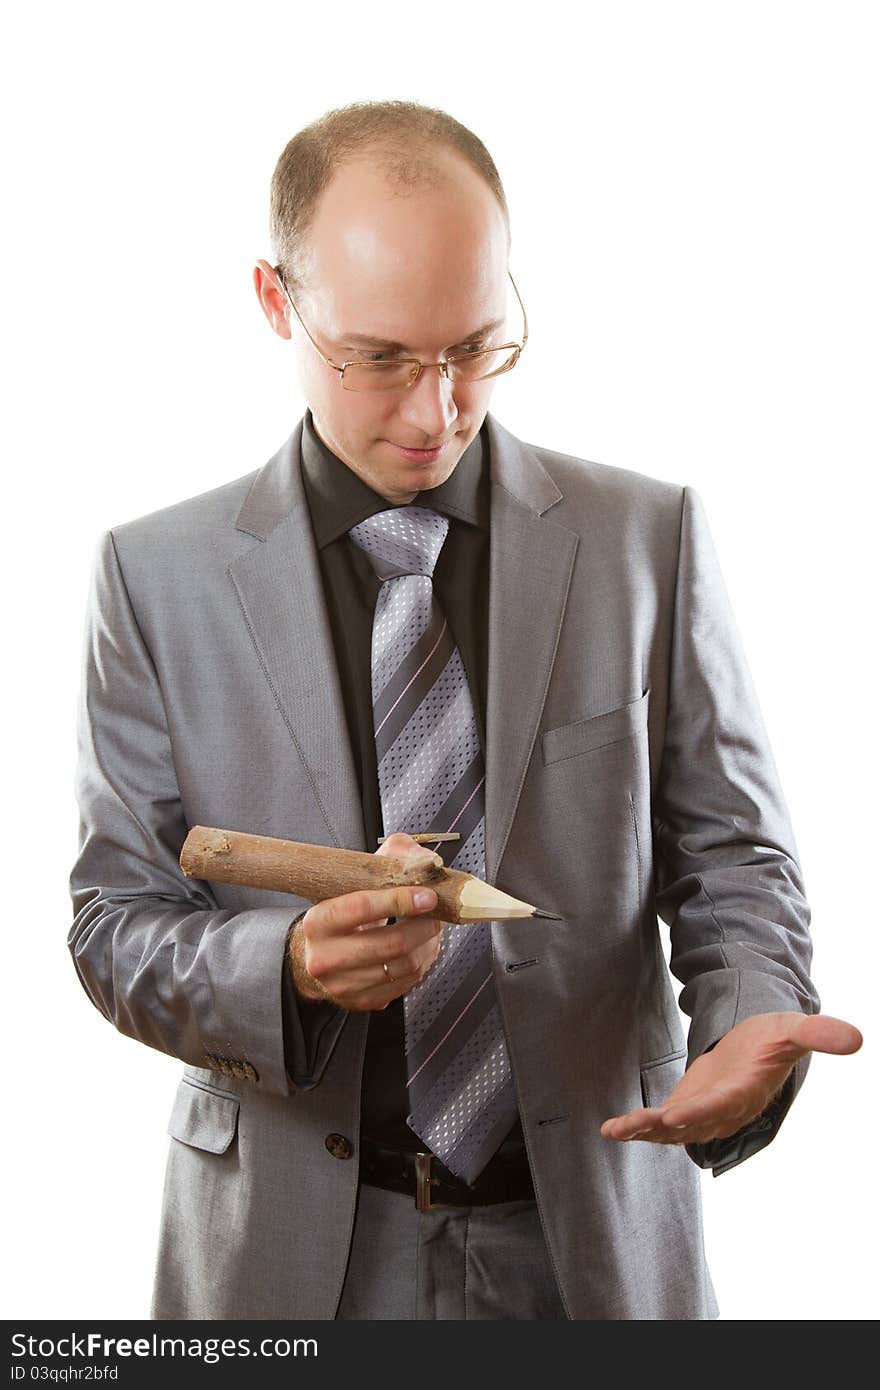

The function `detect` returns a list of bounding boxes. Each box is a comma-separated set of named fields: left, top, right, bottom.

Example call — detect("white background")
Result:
left=3, top=0, right=876, bottom=1323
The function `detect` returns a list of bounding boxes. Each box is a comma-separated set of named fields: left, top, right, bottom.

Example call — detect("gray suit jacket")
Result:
left=69, top=412, right=819, bottom=1320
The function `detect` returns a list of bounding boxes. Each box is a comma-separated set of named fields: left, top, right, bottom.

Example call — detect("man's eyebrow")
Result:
left=341, top=317, right=506, bottom=350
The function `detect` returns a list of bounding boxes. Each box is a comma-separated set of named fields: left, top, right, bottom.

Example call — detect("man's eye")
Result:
left=458, top=343, right=487, bottom=356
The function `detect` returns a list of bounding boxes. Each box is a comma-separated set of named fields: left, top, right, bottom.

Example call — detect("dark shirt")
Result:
left=282, top=409, right=525, bottom=1157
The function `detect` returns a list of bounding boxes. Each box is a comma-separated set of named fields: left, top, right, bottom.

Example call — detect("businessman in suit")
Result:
left=69, top=100, right=860, bottom=1320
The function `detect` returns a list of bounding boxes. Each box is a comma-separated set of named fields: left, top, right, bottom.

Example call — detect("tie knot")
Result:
left=348, top=505, right=450, bottom=580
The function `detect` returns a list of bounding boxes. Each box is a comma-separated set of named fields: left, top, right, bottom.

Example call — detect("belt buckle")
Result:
left=414, top=1152, right=449, bottom=1211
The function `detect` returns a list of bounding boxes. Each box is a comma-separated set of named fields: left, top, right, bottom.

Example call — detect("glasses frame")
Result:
left=273, top=263, right=528, bottom=391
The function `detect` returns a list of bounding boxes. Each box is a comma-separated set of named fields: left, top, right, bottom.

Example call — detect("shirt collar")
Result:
left=299, top=408, right=489, bottom=549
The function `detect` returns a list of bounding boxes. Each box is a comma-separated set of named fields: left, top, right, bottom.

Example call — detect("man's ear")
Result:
left=253, top=258, right=292, bottom=339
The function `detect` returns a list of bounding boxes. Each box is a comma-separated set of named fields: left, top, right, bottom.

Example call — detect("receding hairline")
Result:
left=320, top=140, right=497, bottom=204
left=304, top=144, right=509, bottom=258
left=269, top=100, right=511, bottom=290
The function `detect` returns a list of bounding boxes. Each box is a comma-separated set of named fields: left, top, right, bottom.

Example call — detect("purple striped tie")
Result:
left=348, top=505, right=519, bottom=1185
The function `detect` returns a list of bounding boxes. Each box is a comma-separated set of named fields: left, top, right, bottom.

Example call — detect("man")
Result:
left=69, top=100, right=860, bottom=1321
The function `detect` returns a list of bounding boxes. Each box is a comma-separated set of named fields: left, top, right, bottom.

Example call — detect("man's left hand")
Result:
left=600, top=1012, right=862, bottom=1146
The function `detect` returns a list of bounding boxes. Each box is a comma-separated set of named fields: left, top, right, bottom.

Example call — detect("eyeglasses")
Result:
left=273, top=263, right=528, bottom=392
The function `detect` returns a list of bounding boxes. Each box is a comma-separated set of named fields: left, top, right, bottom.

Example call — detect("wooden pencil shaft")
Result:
left=180, top=825, right=479, bottom=925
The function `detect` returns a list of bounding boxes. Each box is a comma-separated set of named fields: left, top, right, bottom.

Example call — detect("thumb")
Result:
left=789, top=1013, right=863, bottom=1055
left=375, top=831, right=444, bottom=870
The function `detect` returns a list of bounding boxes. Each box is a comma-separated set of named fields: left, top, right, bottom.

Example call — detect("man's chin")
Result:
left=392, top=446, right=465, bottom=491
left=356, top=436, right=468, bottom=502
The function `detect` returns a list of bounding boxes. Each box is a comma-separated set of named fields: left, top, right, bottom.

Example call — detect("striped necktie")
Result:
left=348, top=504, right=519, bottom=1185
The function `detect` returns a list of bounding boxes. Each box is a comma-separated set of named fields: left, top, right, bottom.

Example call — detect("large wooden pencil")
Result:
left=179, top=825, right=557, bottom=924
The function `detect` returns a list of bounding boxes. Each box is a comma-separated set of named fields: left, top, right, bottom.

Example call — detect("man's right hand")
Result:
left=287, top=832, right=445, bottom=1010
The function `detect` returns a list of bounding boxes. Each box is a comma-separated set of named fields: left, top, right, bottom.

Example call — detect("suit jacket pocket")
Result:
left=167, top=1077, right=240, bottom=1154
left=542, top=688, right=650, bottom=766
left=639, top=1050, right=687, bottom=1109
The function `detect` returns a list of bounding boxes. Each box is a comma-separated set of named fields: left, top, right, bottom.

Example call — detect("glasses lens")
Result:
left=341, top=361, right=420, bottom=392
left=448, top=347, right=520, bottom=382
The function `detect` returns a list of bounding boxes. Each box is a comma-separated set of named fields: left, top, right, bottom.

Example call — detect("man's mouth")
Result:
left=389, top=440, right=453, bottom=462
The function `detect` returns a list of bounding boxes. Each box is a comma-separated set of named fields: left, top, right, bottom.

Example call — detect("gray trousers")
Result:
left=336, top=1181, right=569, bottom=1320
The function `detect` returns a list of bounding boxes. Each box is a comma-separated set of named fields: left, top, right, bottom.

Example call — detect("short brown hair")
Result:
left=269, top=100, right=510, bottom=289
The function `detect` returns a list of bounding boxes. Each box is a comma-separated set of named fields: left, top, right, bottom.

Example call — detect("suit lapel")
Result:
left=227, top=421, right=367, bottom=851
left=482, top=414, right=579, bottom=884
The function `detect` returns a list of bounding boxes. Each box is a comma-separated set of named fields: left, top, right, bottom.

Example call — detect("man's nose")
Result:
left=397, top=364, right=459, bottom=439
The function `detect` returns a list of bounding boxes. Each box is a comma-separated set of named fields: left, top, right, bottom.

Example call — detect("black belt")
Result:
left=359, top=1137, right=536, bottom=1211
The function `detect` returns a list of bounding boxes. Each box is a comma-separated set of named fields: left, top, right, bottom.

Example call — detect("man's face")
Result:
left=259, top=151, right=513, bottom=504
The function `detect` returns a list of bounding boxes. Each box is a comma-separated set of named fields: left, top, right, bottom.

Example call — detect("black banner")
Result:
left=4, top=1320, right=616, bottom=1383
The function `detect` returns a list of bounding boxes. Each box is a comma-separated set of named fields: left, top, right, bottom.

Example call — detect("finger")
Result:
left=601, top=1101, right=748, bottom=1145
left=600, top=1107, right=665, bottom=1141
left=631, top=1122, right=726, bottom=1146
left=326, top=936, right=441, bottom=1012
left=354, top=916, right=390, bottom=933
left=660, top=1087, right=746, bottom=1131
left=789, top=1013, right=863, bottom=1056
left=376, top=831, right=422, bottom=857
left=335, top=974, right=420, bottom=1012
left=375, top=831, right=444, bottom=870
left=608, top=1111, right=748, bottom=1145
left=303, top=885, right=438, bottom=938
left=387, top=928, right=443, bottom=983
left=356, top=916, right=443, bottom=967
left=306, top=919, right=443, bottom=998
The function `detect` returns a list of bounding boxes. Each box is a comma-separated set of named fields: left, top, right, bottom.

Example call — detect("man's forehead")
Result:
left=306, top=151, right=507, bottom=271
left=299, top=153, right=510, bottom=346
left=302, top=254, right=509, bottom=351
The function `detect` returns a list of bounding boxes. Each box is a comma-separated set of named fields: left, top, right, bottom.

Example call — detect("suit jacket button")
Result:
left=325, top=1133, right=353, bottom=1160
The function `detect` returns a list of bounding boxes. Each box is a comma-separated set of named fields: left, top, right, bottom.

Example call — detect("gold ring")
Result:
left=382, top=961, right=393, bottom=983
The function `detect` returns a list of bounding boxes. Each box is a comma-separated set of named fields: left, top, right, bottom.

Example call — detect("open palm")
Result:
left=601, top=1012, right=862, bottom=1146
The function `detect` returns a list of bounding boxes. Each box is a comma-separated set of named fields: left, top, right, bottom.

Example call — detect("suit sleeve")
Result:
left=652, top=486, right=820, bottom=1174
left=68, top=529, right=346, bottom=1097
